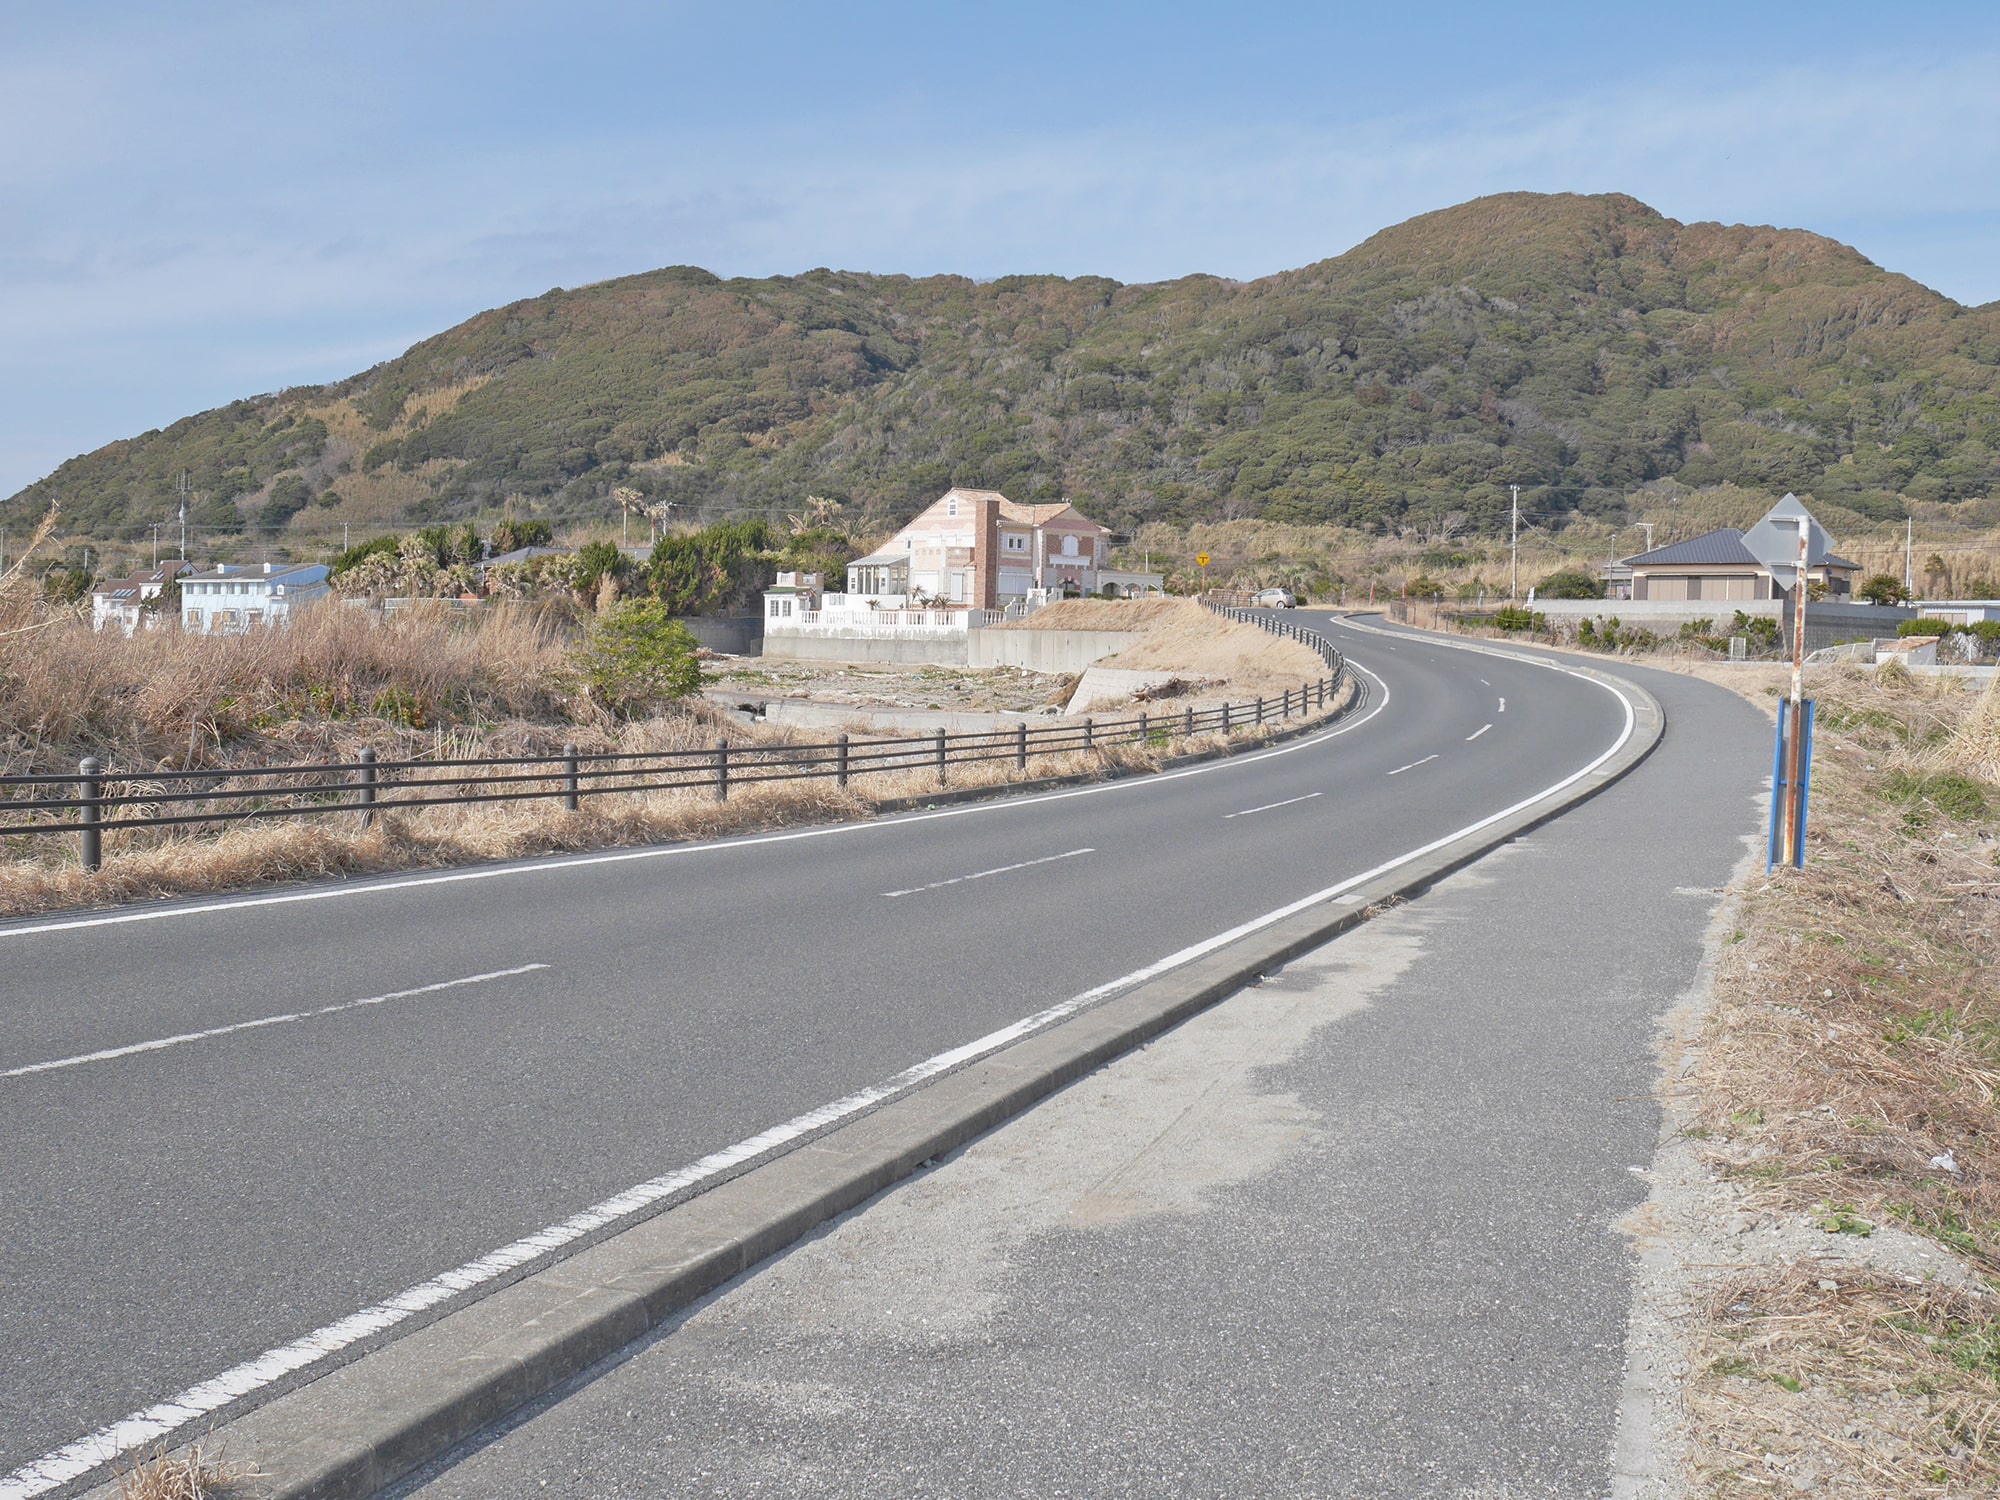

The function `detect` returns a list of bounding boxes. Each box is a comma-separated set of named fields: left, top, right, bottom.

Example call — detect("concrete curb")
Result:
left=82, top=656, right=1659, bottom=1500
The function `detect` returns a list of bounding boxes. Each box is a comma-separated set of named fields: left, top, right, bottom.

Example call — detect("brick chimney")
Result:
left=972, top=496, right=1001, bottom=610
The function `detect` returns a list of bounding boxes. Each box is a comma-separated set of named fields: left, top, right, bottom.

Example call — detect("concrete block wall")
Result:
left=968, top=629, right=1144, bottom=673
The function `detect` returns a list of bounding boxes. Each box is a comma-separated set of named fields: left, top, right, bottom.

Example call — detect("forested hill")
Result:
left=15, top=191, right=2000, bottom=544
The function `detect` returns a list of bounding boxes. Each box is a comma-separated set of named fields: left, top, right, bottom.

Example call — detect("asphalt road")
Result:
left=0, top=615, right=1633, bottom=1487
left=391, top=652, right=1770, bottom=1500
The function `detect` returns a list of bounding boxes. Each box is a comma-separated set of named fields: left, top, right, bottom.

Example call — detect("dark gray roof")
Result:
left=1624, top=527, right=1858, bottom=570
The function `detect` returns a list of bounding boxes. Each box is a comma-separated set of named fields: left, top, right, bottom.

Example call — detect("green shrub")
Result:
left=1494, top=606, right=1544, bottom=632
left=1897, top=618, right=1955, bottom=637
left=330, top=534, right=402, bottom=577
left=1535, top=569, right=1604, bottom=600
left=1858, top=572, right=1912, bottom=605
left=573, top=599, right=703, bottom=715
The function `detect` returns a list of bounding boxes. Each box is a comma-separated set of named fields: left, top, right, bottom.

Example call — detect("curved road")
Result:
left=0, top=615, right=1634, bottom=1490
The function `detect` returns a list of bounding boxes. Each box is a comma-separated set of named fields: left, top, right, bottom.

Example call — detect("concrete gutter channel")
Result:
left=78, top=640, right=1663, bottom=1500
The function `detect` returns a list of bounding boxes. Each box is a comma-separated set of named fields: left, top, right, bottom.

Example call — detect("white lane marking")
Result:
left=1386, top=754, right=1439, bottom=776
left=1479, top=678, right=1490, bottom=686
left=1, top=966, right=549, bottom=1081
left=884, top=848, right=1092, bottom=898
left=1466, top=724, right=1493, bottom=742
left=0, top=674, right=1395, bottom=945
left=1223, top=792, right=1322, bottom=820
left=2, top=655, right=1633, bottom=1500
left=1498, top=697, right=1506, bottom=712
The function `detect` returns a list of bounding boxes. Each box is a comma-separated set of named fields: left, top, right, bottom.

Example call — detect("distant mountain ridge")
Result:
left=13, top=191, right=2000, bottom=544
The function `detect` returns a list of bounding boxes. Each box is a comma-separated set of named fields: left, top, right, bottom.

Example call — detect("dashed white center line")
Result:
left=1498, top=697, right=1506, bottom=712
left=1466, top=723, right=1493, bottom=742
left=1385, top=754, right=1439, bottom=776
left=1224, top=792, right=1322, bottom=820
left=1479, top=678, right=1490, bottom=686
left=1, top=964, right=551, bottom=1080
left=884, top=848, right=1093, bottom=898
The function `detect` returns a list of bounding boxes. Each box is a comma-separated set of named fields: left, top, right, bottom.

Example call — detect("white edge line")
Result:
left=1, top=966, right=550, bottom=1080
left=0, top=677, right=1392, bottom=944
left=1466, top=724, right=1493, bottom=742
left=0, top=654, right=1632, bottom=1500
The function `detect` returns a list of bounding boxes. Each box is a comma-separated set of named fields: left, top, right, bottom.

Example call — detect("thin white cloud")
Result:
left=4, top=43, right=1997, bottom=495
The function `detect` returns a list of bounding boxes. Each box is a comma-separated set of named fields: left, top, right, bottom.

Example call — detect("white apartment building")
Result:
left=181, top=562, right=332, bottom=634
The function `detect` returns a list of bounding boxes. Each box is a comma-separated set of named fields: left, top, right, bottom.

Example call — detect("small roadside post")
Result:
left=1744, top=495, right=1825, bottom=870
left=1196, top=552, right=1209, bottom=592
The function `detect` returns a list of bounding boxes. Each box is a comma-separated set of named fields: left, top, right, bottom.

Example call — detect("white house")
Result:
left=90, top=562, right=190, bottom=637
left=180, top=562, right=332, bottom=634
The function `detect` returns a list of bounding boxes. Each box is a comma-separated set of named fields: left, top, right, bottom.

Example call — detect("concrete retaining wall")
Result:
left=763, top=632, right=971, bottom=666
left=681, top=615, right=763, bottom=656
left=969, top=629, right=1144, bottom=673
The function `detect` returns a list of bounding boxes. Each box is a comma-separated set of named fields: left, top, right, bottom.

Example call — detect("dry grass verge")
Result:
left=1662, top=664, right=2000, bottom=1497
left=113, top=1439, right=246, bottom=1499
left=0, top=697, right=1350, bottom=919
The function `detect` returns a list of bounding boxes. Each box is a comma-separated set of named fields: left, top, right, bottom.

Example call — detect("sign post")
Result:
left=1196, top=552, right=1209, bottom=591
left=1744, top=496, right=1823, bottom=869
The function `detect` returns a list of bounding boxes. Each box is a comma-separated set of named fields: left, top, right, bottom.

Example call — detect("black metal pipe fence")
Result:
left=4, top=612, right=1346, bottom=871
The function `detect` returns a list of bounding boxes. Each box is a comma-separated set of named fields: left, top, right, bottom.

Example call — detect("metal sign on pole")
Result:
left=1746, top=496, right=1822, bottom=870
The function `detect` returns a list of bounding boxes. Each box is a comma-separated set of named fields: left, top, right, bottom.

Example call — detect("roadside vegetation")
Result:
left=1668, top=664, right=1999, bottom=1496
left=0, top=574, right=1341, bottom=916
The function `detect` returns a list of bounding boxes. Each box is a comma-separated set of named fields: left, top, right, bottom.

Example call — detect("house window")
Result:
left=184, top=610, right=199, bottom=629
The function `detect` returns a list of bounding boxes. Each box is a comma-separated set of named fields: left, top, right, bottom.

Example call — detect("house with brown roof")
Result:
left=1617, top=508, right=1859, bottom=603
left=89, top=562, right=191, bottom=637
left=846, top=488, right=1137, bottom=608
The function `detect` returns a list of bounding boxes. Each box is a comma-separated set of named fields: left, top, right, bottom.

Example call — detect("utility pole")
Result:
left=1509, top=484, right=1521, bottom=602
left=150, top=524, right=160, bottom=568
left=1905, top=517, right=1914, bottom=599
left=343, top=521, right=350, bottom=551
left=178, top=470, right=190, bottom=560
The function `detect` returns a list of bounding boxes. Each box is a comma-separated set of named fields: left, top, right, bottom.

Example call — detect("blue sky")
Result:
left=6, top=0, right=2000, bottom=497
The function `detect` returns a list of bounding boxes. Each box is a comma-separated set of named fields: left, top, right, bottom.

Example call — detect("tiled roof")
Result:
left=1625, top=527, right=1857, bottom=570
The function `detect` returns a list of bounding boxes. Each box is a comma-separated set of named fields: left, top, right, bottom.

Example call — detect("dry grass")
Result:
left=993, top=598, right=1189, bottom=631
left=0, top=600, right=578, bottom=774
left=1671, top=664, right=2000, bottom=1496
left=1686, top=1270, right=1999, bottom=1496
left=0, top=646, right=1351, bottom=919
left=1100, top=601, right=1326, bottom=696
left=113, top=1439, right=246, bottom=1499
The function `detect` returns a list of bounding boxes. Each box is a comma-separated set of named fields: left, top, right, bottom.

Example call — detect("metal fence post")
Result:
left=78, top=757, right=103, bottom=873
left=1016, top=721, right=1028, bottom=771
left=1184, top=705, right=1195, bottom=739
left=1255, top=696, right=1265, bottom=726
left=1137, top=710, right=1148, bottom=745
left=563, top=743, right=579, bottom=812
left=935, top=728, right=947, bottom=784
left=1222, top=702, right=1231, bottom=733
left=715, top=738, right=729, bottom=801
left=1084, top=717, right=1094, bottom=754
left=836, top=733, right=850, bottom=788
left=357, top=747, right=376, bottom=829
